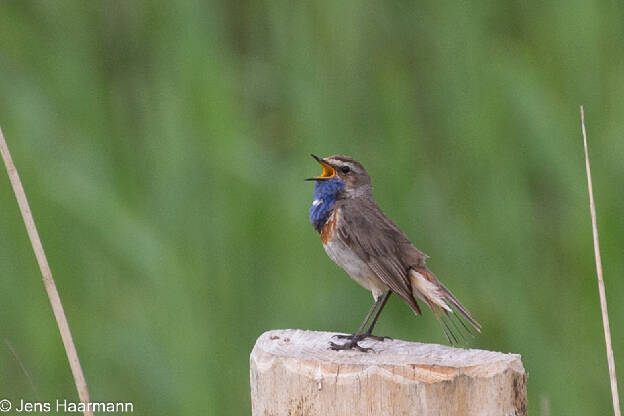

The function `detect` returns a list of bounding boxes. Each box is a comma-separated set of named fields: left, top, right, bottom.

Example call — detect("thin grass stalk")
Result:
left=0, top=128, right=92, bottom=416
left=580, top=106, right=621, bottom=416
left=5, top=339, right=40, bottom=400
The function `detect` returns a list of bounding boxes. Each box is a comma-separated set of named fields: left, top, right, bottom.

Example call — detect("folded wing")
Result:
left=336, top=198, right=427, bottom=315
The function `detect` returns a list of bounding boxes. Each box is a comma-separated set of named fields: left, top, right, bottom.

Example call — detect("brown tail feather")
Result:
left=409, top=267, right=481, bottom=344
left=439, top=285, right=482, bottom=333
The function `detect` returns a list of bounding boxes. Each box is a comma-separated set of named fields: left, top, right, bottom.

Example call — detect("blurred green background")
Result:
left=0, top=1, right=623, bottom=415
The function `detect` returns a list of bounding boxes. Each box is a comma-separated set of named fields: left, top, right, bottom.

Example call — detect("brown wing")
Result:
left=336, top=197, right=428, bottom=315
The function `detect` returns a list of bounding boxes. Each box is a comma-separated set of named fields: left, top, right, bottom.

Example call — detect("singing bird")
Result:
left=307, top=154, right=481, bottom=351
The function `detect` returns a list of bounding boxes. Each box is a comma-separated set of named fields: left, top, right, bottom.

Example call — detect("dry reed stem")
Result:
left=581, top=106, right=621, bottom=416
left=0, top=128, right=93, bottom=416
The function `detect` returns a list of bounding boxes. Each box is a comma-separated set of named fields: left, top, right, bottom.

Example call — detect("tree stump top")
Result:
left=253, top=329, right=523, bottom=383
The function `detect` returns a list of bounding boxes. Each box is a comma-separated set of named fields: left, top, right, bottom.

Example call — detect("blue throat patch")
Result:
left=310, top=178, right=345, bottom=233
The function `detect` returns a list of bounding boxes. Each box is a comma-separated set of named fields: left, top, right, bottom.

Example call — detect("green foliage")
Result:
left=1, top=1, right=623, bottom=414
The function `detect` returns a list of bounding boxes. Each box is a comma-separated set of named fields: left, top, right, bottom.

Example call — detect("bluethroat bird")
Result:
left=307, top=154, right=481, bottom=352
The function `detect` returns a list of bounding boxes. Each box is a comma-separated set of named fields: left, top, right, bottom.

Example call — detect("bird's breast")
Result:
left=320, top=208, right=340, bottom=244
left=322, top=217, right=367, bottom=277
left=321, top=210, right=389, bottom=298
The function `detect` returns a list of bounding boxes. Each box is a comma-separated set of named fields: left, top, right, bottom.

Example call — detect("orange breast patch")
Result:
left=320, top=210, right=339, bottom=244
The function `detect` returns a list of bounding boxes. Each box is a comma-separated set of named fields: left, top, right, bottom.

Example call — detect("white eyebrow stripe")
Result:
left=312, top=199, right=323, bottom=206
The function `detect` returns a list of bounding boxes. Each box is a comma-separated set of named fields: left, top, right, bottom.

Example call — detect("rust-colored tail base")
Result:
left=409, top=267, right=481, bottom=345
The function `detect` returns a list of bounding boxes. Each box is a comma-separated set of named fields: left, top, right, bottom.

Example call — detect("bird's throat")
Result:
left=310, top=178, right=345, bottom=233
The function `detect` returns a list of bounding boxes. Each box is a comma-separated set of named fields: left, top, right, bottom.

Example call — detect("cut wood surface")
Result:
left=250, top=329, right=526, bottom=416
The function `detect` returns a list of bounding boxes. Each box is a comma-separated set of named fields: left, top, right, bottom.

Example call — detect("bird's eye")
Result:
left=341, top=166, right=351, bottom=174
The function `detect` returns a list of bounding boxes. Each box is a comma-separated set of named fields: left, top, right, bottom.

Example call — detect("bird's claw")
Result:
left=329, top=331, right=390, bottom=352
left=331, top=332, right=391, bottom=342
left=331, top=333, right=354, bottom=340
left=329, top=340, right=372, bottom=353
left=363, top=333, right=392, bottom=342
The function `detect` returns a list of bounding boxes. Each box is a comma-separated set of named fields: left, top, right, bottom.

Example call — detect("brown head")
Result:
left=306, top=154, right=372, bottom=198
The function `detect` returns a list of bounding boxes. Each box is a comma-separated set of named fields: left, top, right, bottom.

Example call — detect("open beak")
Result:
left=305, top=154, right=336, bottom=181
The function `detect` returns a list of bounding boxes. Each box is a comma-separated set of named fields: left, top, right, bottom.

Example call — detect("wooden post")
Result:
left=250, top=329, right=526, bottom=416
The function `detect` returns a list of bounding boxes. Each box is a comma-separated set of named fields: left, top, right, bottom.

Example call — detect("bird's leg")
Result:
left=332, top=296, right=381, bottom=339
left=330, top=292, right=392, bottom=352
left=362, top=291, right=392, bottom=341
left=330, top=296, right=381, bottom=352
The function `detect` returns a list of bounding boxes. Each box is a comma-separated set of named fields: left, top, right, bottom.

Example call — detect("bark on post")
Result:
left=250, top=329, right=526, bottom=416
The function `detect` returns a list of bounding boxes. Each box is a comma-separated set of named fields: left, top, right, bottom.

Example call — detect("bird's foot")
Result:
left=329, top=337, right=372, bottom=352
left=332, top=331, right=392, bottom=342
left=361, top=331, right=392, bottom=342
left=329, top=332, right=391, bottom=352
